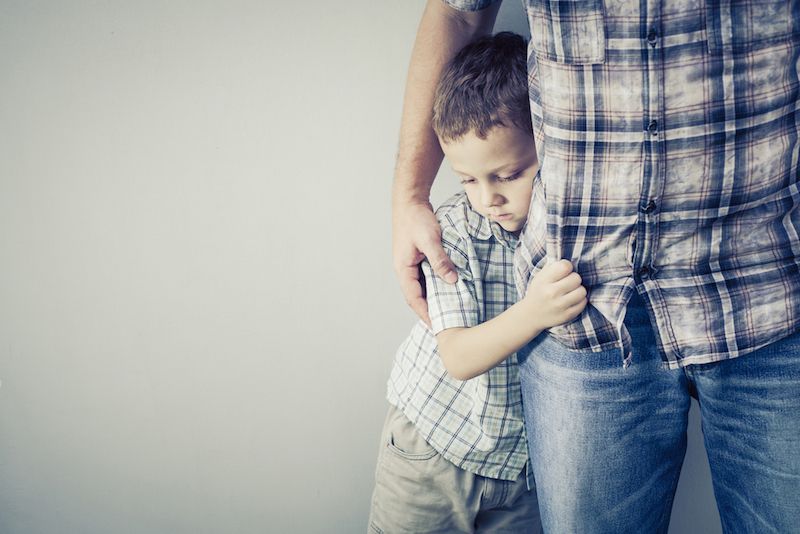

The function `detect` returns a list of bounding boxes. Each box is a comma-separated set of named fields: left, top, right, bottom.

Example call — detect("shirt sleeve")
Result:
left=441, top=0, right=502, bottom=12
left=422, top=230, right=481, bottom=335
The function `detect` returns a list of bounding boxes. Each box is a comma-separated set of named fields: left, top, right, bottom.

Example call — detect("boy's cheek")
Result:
left=518, top=188, right=534, bottom=211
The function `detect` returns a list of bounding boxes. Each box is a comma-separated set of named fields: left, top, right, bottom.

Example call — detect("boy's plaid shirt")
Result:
left=451, top=0, right=800, bottom=367
left=387, top=191, right=530, bottom=482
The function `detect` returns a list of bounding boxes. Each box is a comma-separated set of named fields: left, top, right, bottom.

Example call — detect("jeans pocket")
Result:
left=526, top=0, right=606, bottom=64
left=705, top=0, right=792, bottom=54
left=386, top=432, right=438, bottom=461
left=532, top=331, right=624, bottom=371
left=384, top=409, right=439, bottom=462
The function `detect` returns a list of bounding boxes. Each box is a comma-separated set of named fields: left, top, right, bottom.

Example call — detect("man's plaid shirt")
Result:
left=450, top=0, right=800, bottom=367
left=387, top=192, right=528, bottom=482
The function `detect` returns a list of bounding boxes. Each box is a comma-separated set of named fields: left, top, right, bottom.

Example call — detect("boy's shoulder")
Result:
left=434, top=191, right=494, bottom=247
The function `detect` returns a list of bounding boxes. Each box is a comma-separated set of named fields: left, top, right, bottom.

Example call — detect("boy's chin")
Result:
left=498, top=221, right=523, bottom=233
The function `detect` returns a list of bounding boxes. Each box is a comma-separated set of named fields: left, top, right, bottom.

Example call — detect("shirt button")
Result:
left=647, top=29, right=658, bottom=47
left=647, top=120, right=658, bottom=136
left=641, top=200, right=657, bottom=213
left=639, top=266, right=650, bottom=278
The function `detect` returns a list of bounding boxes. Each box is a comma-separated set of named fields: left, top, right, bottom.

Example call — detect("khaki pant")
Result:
left=368, top=405, right=542, bottom=533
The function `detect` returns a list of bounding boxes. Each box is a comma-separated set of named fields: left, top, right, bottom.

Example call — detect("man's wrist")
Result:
left=392, top=176, right=433, bottom=207
left=392, top=190, right=433, bottom=217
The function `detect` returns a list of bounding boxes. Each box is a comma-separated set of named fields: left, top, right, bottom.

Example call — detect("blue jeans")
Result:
left=518, top=293, right=800, bottom=533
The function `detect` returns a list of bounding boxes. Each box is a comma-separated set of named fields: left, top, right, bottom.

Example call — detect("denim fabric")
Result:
left=518, top=293, right=800, bottom=533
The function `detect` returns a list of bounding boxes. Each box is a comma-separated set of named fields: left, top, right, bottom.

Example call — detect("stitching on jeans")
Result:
left=500, top=479, right=509, bottom=506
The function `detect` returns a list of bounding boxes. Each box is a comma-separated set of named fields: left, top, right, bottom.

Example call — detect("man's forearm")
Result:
left=393, top=0, right=500, bottom=207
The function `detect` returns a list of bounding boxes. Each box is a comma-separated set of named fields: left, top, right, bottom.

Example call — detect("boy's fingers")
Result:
left=565, top=297, right=589, bottom=318
left=551, top=271, right=583, bottom=294
left=561, top=285, right=588, bottom=307
left=540, top=259, right=574, bottom=282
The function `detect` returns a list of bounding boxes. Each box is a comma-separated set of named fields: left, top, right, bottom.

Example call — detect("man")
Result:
left=392, top=0, right=800, bottom=532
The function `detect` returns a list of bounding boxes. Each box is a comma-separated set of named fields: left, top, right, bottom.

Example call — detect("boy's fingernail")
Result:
left=444, top=271, right=458, bottom=283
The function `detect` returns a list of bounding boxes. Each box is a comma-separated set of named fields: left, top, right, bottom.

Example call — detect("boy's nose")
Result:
left=481, top=186, right=504, bottom=207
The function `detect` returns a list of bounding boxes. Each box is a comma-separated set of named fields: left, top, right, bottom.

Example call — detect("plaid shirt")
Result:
left=387, top=191, right=529, bottom=482
left=448, top=0, right=800, bottom=367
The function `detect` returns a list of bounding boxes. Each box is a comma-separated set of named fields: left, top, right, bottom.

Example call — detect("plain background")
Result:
left=0, top=1, right=722, bottom=533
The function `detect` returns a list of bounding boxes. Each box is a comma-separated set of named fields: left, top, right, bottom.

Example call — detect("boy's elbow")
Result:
left=438, top=346, right=458, bottom=377
left=443, top=360, right=473, bottom=381
left=439, top=347, right=477, bottom=381
left=437, top=329, right=478, bottom=381
left=436, top=340, right=474, bottom=380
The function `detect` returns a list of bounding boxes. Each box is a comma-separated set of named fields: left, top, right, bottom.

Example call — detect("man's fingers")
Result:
left=425, top=243, right=457, bottom=284
left=391, top=201, right=452, bottom=320
left=399, top=266, right=431, bottom=325
left=409, top=295, right=432, bottom=326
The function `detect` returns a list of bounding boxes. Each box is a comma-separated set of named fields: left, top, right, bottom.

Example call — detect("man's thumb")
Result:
left=428, top=248, right=457, bottom=284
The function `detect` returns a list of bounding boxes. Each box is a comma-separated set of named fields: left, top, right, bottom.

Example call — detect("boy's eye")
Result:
left=498, top=171, right=522, bottom=182
left=460, top=178, right=476, bottom=185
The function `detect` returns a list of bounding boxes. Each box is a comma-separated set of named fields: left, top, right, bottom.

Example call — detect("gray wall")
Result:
left=0, top=1, right=720, bottom=533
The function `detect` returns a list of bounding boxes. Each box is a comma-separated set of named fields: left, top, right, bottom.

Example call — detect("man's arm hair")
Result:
left=392, top=0, right=501, bottom=323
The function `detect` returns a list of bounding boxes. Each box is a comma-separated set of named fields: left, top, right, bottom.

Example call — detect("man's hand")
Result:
left=523, top=259, right=588, bottom=330
left=392, top=201, right=457, bottom=325
left=390, top=0, right=499, bottom=323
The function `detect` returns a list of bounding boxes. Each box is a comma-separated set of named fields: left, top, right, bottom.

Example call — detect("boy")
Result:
left=368, top=33, right=587, bottom=533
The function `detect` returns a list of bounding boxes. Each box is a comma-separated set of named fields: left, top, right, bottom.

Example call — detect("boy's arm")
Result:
left=392, top=0, right=501, bottom=325
left=436, top=260, right=587, bottom=381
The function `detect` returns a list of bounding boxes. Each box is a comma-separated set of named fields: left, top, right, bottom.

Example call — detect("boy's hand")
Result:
left=524, top=259, right=588, bottom=330
left=392, top=201, right=458, bottom=325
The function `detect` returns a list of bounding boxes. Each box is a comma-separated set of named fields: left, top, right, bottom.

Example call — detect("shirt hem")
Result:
left=662, top=326, right=800, bottom=369
left=384, top=396, right=526, bottom=482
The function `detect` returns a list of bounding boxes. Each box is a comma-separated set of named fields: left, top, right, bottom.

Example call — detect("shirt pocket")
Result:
left=525, top=0, right=606, bottom=64
left=705, top=0, right=792, bottom=54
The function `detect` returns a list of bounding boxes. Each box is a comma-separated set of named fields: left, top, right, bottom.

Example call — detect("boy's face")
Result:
left=440, top=126, right=538, bottom=233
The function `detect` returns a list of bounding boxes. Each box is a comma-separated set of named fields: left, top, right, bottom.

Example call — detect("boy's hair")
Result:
left=432, top=32, right=533, bottom=143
